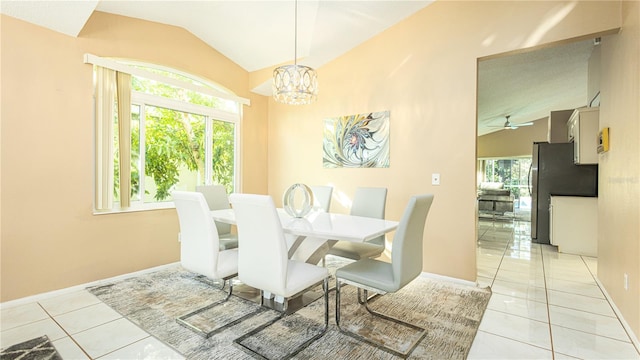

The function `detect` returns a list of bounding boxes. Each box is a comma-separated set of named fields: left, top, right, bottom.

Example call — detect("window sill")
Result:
left=93, top=202, right=175, bottom=215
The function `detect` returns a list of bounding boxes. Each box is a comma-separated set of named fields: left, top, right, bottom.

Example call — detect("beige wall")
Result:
left=0, top=12, right=268, bottom=301
left=598, top=0, right=640, bottom=339
left=478, top=118, right=548, bottom=158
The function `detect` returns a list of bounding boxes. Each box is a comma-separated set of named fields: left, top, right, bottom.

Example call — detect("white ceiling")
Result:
left=0, top=1, right=433, bottom=71
left=478, top=39, right=596, bottom=135
left=1, top=1, right=597, bottom=136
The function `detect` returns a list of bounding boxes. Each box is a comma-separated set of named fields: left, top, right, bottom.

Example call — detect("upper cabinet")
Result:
left=567, top=107, right=599, bottom=164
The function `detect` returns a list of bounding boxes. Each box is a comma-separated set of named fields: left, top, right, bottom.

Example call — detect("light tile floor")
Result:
left=1, top=219, right=639, bottom=359
left=468, top=219, right=640, bottom=359
left=0, top=288, right=184, bottom=359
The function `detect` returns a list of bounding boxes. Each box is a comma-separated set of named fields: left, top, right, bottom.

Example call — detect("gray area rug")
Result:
left=0, top=335, right=63, bottom=360
left=88, top=263, right=491, bottom=359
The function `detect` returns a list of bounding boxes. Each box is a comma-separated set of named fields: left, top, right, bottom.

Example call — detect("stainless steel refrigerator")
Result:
left=531, top=142, right=598, bottom=244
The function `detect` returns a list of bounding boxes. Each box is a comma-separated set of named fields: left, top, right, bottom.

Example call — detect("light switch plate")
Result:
left=432, top=173, right=440, bottom=185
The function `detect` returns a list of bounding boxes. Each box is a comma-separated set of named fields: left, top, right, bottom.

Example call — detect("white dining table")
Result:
left=211, top=208, right=399, bottom=264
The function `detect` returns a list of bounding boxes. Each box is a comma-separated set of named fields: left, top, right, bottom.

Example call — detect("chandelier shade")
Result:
left=273, top=64, right=318, bottom=105
left=272, top=0, right=318, bottom=105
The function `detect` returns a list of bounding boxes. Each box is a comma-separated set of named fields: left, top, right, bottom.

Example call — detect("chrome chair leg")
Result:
left=177, top=278, right=265, bottom=338
left=195, top=274, right=227, bottom=291
left=335, top=280, right=427, bottom=359
left=335, top=278, right=342, bottom=326
left=357, top=287, right=381, bottom=304
left=234, top=278, right=329, bottom=360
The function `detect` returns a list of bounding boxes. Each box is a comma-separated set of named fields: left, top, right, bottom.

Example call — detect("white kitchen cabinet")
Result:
left=567, top=107, right=599, bottom=164
left=549, top=196, right=598, bottom=256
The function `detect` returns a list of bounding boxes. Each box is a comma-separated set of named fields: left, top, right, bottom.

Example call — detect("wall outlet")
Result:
left=432, top=173, right=441, bottom=185
left=624, top=273, right=629, bottom=290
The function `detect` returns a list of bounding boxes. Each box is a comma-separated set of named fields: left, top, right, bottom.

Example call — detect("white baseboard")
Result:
left=420, top=271, right=480, bottom=288
left=0, top=262, right=180, bottom=310
left=594, top=277, right=640, bottom=353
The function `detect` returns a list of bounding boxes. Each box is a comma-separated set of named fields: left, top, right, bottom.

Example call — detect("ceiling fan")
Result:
left=492, top=115, right=534, bottom=130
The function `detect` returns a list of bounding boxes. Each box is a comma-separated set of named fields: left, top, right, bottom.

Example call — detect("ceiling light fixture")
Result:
left=272, top=0, right=318, bottom=105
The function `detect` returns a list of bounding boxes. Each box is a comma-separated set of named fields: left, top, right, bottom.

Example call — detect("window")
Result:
left=480, top=157, right=532, bottom=210
left=90, top=56, right=247, bottom=212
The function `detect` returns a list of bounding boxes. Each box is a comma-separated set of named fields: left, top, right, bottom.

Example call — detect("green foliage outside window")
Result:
left=211, top=121, right=235, bottom=189
left=142, top=106, right=206, bottom=200
left=113, top=68, right=235, bottom=202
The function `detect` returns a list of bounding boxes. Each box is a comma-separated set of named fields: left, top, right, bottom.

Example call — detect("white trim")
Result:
left=419, top=272, right=481, bottom=288
left=594, top=277, right=640, bottom=353
left=93, top=200, right=175, bottom=215
left=137, top=103, right=147, bottom=202
left=0, top=263, right=181, bottom=310
left=204, top=116, right=213, bottom=184
left=84, top=53, right=250, bottom=106
left=235, top=106, right=243, bottom=192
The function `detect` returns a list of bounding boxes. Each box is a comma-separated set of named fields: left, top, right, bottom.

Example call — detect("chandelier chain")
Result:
left=272, top=0, right=318, bottom=105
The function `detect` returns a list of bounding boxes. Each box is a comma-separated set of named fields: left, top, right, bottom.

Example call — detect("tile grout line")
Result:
left=476, top=329, right=557, bottom=354
left=36, top=302, right=94, bottom=360
left=484, top=219, right=511, bottom=289
left=539, top=245, right=556, bottom=360
left=36, top=300, right=158, bottom=360
left=481, top=219, right=556, bottom=353
left=492, top=222, right=513, bottom=288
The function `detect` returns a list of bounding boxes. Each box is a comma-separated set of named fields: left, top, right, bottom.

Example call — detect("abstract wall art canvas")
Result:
left=323, top=111, right=390, bottom=168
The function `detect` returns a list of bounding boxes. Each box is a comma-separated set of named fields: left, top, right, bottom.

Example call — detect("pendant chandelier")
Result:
left=272, top=0, right=318, bottom=105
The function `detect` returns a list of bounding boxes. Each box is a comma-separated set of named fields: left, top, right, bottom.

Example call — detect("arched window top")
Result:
left=126, top=61, right=240, bottom=114
left=84, top=54, right=250, bottom=113
left=122, top=60, right=232, bottom=94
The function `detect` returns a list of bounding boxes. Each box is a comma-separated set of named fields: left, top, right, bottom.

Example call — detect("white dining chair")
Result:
left=326, top=187, right=388, bottom=262
left=310, top=185, right=333, bottom=212
left=196, top=185, right=238, bottom=250
left=172, top=191, right=253, bottom=338
left=335, top=194, right=434, bottom=358
left=230, top=193, right=330, bottom=359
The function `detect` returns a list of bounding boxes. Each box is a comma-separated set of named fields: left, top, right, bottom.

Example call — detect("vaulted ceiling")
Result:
left=1, top=1, right=597, bottom=135
left=478, top=39, right=596, bottom=135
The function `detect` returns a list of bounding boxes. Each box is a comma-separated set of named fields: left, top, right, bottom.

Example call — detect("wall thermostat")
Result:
left=597, top=127, right=609, bottom=153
